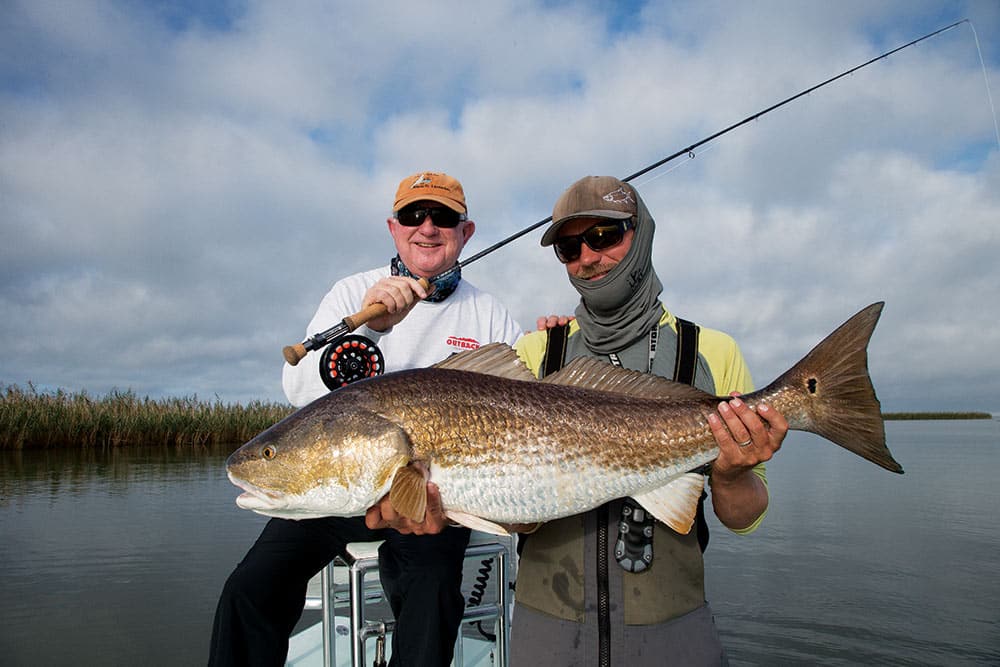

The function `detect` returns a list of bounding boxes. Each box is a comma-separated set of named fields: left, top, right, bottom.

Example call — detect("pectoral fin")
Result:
left=632, top=473, right=706, bottom=534
left=389, top=464, right=428, bottom=522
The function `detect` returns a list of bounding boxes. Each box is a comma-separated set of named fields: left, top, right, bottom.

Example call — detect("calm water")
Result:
left=704, top=419, right=1000, bottom=666
left=1, top=421, right=998, bottom=666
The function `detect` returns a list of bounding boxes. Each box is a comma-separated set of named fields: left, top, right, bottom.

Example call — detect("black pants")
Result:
left=208, top=516, right=471, bottom=667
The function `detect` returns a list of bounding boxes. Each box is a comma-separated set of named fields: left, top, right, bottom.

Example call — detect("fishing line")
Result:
left=629, top=19, right=998, bottom=191
left=968, top=21, right=1000, bottom=152
left=633, top=143, right=718, bottom=190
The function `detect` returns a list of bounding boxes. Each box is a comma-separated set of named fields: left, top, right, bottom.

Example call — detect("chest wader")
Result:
left=521, top=320, right=709, bottom=667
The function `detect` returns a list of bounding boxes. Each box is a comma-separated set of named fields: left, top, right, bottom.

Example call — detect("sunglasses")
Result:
left=395, top=205, right=467, bottom=228
left=553, top=219, right=633, bottom=263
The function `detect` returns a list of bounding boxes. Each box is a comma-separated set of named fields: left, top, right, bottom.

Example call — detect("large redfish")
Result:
left=227, top=302, right=902, bottom=535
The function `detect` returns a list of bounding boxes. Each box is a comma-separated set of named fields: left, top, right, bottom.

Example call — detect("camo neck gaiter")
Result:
left=570, top=191, right=663, bottom=354
left=390, top=255, right=461, bottom=303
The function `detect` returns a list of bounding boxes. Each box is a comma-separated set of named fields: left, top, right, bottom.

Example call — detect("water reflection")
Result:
left=2, top=443, right=236, bottom=488
left=0, top=445, right=268, bottom=667
left=2, top=422, right=999, bottom=665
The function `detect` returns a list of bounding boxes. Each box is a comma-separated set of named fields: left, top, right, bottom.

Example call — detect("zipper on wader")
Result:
left=597, top=503, right=610, bottom=667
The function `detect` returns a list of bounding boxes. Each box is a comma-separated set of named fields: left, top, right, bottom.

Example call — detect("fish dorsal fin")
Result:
left=389, top=464, right=428, bottom=523
left=432, top=342, right=537, bottom=382
left=632, top=473, right=706, bottom=534
left=543, top=356, right=714, bottom=401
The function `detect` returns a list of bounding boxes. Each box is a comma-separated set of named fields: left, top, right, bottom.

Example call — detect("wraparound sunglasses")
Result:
left=553, top=219, right=633, bottom=263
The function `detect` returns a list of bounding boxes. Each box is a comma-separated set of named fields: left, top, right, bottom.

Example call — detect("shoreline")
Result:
left=882, top=412, right=993, bottom=420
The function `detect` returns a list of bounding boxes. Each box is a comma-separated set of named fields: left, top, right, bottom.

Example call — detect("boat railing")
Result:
left=297, top=535, right=512, bottom=667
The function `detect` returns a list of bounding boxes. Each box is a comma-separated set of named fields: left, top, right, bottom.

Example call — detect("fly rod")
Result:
left=283, top=19, right=968, bottom=366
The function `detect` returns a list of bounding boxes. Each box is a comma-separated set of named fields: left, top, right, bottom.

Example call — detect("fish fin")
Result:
left=632, top=473, right=706, bottom=535
left=389, top=464, right=428, bottom=522
left=444, top=510, right=512, bottom=536
left=544, top=357, right=715, bottom=400
left=432, top=343, right=537, bottom=382
left=760, top=301, right=903, bottom=474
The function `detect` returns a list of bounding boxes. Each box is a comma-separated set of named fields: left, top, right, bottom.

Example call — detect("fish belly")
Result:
left=430, top=460, right=694, bottom=524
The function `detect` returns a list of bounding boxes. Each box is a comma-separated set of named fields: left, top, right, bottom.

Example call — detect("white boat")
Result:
left=286, top=533, right=515, bottom=667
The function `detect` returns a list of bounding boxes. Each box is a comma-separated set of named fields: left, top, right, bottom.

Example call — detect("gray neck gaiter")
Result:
left=570, top=192, right=663, bottom=354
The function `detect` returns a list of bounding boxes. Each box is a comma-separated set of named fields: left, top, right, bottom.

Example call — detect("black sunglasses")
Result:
left=395, top=205, right=467, bottom=228
left=553, top=219, right=633, bottom=263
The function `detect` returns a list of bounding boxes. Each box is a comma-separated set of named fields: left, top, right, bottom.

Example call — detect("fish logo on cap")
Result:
left=602, top=187, right=635, bottom=206
left=410, top=173, right=433, bottom=188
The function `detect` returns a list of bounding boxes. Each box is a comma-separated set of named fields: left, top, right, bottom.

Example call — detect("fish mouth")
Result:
left=228, top=472, right=285, bottom=510
left=228, top=472, right=343, bottom=520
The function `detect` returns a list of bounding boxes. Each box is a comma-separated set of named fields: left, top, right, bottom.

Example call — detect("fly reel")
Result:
left=319, top=335, right=384, bottom=390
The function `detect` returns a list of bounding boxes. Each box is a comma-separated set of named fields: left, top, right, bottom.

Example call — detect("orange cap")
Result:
left=393, top=172, right=467, bottom=214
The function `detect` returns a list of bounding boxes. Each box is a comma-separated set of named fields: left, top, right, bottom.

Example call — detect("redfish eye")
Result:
left=262, top=445, right=277, bottom=460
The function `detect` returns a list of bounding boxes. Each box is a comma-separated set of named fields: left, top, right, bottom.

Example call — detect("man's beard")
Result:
left=574, top=262, right=618, bottom=281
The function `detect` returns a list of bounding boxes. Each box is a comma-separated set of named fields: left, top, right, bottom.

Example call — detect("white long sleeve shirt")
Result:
left=282, top=266, right=524, bottom=407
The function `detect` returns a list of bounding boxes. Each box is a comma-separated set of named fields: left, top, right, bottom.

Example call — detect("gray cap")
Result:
left=541, top=176, right=637, bottom=246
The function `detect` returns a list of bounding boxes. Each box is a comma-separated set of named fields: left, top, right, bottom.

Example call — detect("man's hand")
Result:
left=364, top=480, right=450, bottom=535
left=706, top=396, right=789, bottom=530
left=708, top=396, right=788, bottom=481
left=364, top=276, right=432, bottom=332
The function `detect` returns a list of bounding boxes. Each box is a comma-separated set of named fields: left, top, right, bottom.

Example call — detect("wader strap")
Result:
left=675, top=317, right=711, bottom=552
left=673, top=317, right=699, bottom=385
left=541, top=324, right=569, bottom=379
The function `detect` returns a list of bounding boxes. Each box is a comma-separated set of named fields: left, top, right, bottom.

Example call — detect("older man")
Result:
left=210, top=171, right=522, bottom=667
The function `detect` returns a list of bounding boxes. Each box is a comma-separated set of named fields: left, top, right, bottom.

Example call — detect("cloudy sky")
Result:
left=2, top=1, right=998, bottom=413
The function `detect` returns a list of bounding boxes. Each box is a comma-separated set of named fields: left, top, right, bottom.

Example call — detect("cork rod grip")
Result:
left=281, top=278, right=431, bottom=366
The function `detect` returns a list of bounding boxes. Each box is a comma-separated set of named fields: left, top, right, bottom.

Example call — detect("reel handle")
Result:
left=282, top=277, right=431, bottom=366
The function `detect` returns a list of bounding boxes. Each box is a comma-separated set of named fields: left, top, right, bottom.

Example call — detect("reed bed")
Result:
left=1, top=383, right=294, bottom=450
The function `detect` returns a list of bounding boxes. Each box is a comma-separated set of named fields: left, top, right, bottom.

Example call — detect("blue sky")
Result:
left=2, top=0, right=999, bottom=412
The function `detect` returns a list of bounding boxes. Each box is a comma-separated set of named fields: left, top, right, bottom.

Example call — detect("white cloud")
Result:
left=2, top=0, right=998, bottom=413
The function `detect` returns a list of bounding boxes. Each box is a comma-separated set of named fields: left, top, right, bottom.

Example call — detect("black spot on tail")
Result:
left=807, top=378, right=818, bottom=394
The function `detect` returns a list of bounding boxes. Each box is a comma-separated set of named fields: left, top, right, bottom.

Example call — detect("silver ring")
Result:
left=737, top=438, right=753, bottom=448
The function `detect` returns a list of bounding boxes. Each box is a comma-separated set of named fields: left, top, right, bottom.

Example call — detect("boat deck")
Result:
left=286, top=534, right=515, bottom=667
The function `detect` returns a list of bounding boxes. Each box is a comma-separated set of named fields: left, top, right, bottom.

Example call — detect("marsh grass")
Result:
left=1, top=383, right=294, bottom=450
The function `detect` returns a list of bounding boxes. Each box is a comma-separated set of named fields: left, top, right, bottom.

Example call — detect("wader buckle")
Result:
left=615, top=498, right=654, bottom=572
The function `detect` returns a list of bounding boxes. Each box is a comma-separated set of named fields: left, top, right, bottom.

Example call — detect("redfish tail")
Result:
left=761, top=302, right=904, bottom=474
